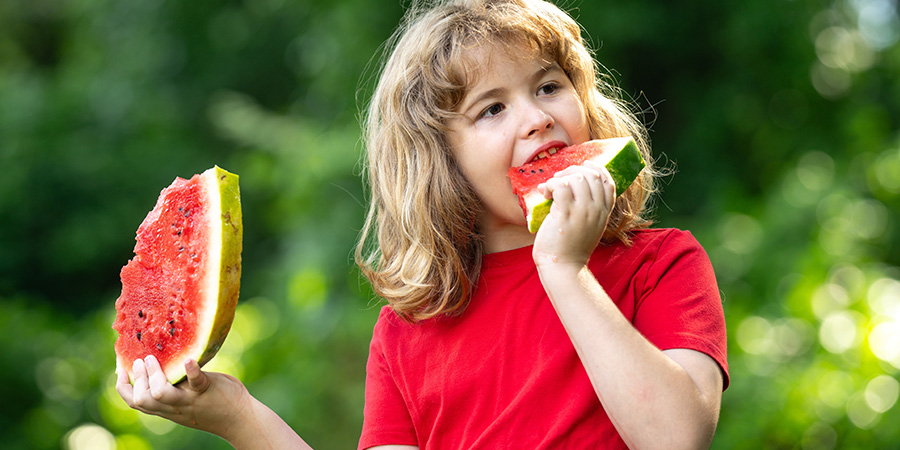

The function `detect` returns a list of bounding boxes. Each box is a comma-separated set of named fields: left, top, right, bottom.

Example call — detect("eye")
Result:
left=479, top=103, right=505, bottom=119
left=538, top=81, right=560, bottom=96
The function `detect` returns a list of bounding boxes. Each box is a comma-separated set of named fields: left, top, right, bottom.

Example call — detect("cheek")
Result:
left=450, top=135, right=510, bottom=180
left=451, top=150, right=483, bottom=186
left=560, top=96, right=591, bottom=142
left=446, top=127, right=517, bottom=204
left=454, top=158, right=511, bottom=207
left=574, top=112, right=592, bottom=142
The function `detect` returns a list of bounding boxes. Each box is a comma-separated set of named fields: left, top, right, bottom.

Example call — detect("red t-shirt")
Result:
left=358, top=228, right=729, bottom=449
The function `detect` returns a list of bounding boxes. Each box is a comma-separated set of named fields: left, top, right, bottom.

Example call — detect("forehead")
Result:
left=455, top=40, right=549, bottom=89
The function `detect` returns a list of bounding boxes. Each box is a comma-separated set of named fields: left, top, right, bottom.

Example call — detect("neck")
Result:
left=480, top=222, right=535, bottom=254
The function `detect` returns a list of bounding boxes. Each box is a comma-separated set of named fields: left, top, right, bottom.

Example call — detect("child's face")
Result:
left=446, top=44, right=591, bottom=236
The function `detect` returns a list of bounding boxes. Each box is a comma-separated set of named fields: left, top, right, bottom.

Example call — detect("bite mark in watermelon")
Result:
left=113, top=166, right=242, bottom=385
left=507, top=137, right=645, bottom=233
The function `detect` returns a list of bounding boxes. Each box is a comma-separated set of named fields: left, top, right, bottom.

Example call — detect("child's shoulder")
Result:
left=597, top=228, right=709, bottom=268
left=372, top=304, right=422, bottom=334
left=591, top=228, right=714, bottom=288
left=625, top=227, right=704, bottom=250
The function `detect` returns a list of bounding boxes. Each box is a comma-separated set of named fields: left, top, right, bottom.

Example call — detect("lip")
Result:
left=523, top=140, right=568, bottom=165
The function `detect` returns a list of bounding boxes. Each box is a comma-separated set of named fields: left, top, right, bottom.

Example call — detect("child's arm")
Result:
left=533, top=162, right=722, bottom=450
left=116, top=355, right=313, bottom=450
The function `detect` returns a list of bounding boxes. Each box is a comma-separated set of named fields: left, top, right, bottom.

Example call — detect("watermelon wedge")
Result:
left=508, top=137, right=645, bottom=233
left=113, top=166, right=242, bottom=385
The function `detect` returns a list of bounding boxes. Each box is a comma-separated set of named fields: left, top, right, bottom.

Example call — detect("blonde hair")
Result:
left=356, top=0, right=657, bottom=321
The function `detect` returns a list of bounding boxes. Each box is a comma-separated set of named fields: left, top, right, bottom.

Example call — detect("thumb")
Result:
left=185, top=359, right=211, bottom=393
left=537, top=182, right=551, bottom=199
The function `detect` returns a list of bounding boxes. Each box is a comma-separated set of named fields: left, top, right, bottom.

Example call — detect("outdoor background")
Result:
left=1, top=0, right=899, bottom=448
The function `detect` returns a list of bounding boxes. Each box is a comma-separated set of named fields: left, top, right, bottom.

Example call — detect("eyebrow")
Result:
left=460, top=87, right=505, bottom=116
left=458, top=63, right=562, bottom=116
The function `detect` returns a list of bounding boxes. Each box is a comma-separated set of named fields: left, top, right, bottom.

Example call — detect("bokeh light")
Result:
left=63, top=424, right=116, bottom=450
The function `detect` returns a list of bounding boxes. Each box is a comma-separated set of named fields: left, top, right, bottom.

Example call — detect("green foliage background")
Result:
left=1, top=0, right=898, bottom=448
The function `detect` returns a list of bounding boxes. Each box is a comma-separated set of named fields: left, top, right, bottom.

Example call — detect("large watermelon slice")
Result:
left=113, top=166, right=242, bottom=385
left=508, top=137, right=645, bottom=233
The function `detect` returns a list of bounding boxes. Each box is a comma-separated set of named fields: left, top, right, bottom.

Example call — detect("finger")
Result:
left=582, top=159, right=604, bottom=172
left=145, top=355, right=178, bottom=402
left=600, top=167, right=616, bottom=206
left=554, top=163, right=599, bottom=178
left=130, top=358, right=158, bottom=412
left=115, top=363, right=135, bottom=405
left=575, top=161, right=603, bottom=200
left=132, top=358, right=150, bottom=395
left=544, top=177, right=573, bottom=208
left=567, top=173, right=594, bottom=203
left=586, top=166, right=607, bottom=204
left=185, top=359, right=211, bottom=393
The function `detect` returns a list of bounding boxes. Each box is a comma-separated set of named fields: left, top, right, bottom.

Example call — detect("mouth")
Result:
left=527, top=141, right=567, bottom=163
left=531, top=147, right=560, bottom=162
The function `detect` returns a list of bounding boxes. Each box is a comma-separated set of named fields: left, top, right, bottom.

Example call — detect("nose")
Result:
left=522, top=104, right=554, bottom=138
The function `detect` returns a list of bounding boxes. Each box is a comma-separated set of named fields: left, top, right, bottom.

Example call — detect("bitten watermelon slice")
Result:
left=113, top=166, right=242, bottom=385
left=508, top=137, right=645, bottom=233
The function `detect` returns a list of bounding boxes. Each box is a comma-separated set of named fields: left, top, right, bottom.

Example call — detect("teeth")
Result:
left=531, top=147, right=560, bottom=162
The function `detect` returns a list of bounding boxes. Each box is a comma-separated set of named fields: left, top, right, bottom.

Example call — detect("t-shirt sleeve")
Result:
left=358, top=309, right=419, bottom=450
left=632, top=230, right=730, bottom=389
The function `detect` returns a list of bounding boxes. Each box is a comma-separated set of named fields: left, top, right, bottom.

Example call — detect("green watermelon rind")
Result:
left=524, top=191, right=551, bottom=234
left=522, top=137, right=645, bottom=233
left=601, top=137, right=645, bottom=198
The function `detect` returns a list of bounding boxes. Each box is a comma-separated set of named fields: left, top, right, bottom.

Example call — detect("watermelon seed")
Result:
left=138, top=310, right=143, bottom=318
left=136, top=331, right=142, bottom=341
left=183, top=210, right=191, bottom=217
left=179, top=246, right=185, bottom=252
left=519, top=169, right=525, bottom=173
left=156, top=343, right=163, bottom=350
left=169, top=327, right=176, bottom=336
left=530, top=170, right=536, bottom=174
left=169, top=319, right=175, bottom=325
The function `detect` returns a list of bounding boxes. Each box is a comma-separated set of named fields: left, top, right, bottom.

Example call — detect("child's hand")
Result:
left=532, top=160, right=615, bottom=268
left=116, top=355, right=250, bottom=438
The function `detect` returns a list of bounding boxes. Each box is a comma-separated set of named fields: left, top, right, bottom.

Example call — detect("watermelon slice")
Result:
left=113, top=166, right=242, bottom=385
left=508, top=137, right=645, bottom=233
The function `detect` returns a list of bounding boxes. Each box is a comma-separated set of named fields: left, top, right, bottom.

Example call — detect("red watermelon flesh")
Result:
left=507, top=137, right=645, bottom=233
left=113, top=166, right=242, bottom=385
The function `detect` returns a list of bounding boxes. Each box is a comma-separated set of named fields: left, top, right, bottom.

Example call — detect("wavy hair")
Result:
left=356, top=0, right=657, bottom=321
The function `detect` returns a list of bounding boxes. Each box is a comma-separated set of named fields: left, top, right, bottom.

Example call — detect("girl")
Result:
left=117, top=0, right=729, bottom=449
